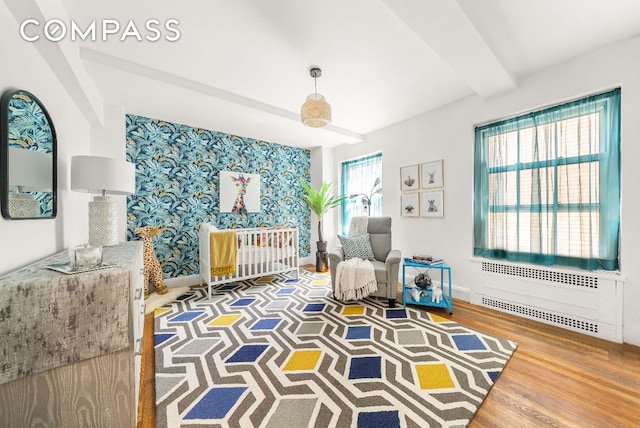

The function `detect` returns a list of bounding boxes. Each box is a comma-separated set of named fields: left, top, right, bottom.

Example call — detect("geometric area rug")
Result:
left=154, top=270, right=517, bottom=428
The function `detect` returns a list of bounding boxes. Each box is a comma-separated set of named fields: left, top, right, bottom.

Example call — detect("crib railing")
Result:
left=199, top=224, right=299, bottom=298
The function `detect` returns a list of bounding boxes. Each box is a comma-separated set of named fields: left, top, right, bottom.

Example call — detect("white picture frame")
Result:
left=401, top=192, right=420, bottom=217
left=421, top=190, right=444, bottom=218
left=420, top=159, right=443, bottom=189
left=400, top=164, right=420, bottom=192
left=219, top=171, right=261, bottom=213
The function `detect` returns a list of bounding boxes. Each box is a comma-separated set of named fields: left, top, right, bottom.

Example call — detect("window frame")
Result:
left=340, top=152, right=383, bottom=236
left=473, top=89, right=620, bottom=271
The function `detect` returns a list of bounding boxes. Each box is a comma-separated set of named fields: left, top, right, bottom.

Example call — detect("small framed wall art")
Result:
left=401, top=192, right=420, bottom=217
left=400, top=164, right=419, bottom=192
left=421, top=189, right=443, bottom=218
left=421, top=159, right=443, bottom=189
left=219, top=171, right=261, bottom=213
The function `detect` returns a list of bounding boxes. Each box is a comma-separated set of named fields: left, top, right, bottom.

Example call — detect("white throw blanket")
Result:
left=334, top=257, right=378, bottom=301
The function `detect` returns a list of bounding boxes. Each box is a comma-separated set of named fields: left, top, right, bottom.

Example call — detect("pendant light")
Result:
left=301, top=67, right=331, bottom=127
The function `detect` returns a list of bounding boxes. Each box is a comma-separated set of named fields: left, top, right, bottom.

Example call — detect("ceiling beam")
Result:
left=3, top=0, right=104, bottom=126
left=381, top=0, right=516, bottom=98
left=79, top=47, right=364, bottom=142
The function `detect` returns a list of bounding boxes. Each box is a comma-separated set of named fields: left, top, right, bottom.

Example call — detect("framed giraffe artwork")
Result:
left=219, top=170, right=261, bottom=213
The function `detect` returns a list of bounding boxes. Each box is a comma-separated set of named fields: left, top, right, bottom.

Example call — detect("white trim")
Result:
left=299, top=256, right=314, bottom=265
left=469, top=256, right=624, bottom=281
left=165, top=274, right=201, bottom=288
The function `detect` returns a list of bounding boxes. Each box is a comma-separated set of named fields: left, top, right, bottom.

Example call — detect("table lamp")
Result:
left=71, top=155, right=135, bottom=246
left=8, top=147, right=52, bottom=218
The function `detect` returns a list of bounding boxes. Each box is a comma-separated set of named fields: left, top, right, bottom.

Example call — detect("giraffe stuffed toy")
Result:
left=135, top=226, right=169, bottom=298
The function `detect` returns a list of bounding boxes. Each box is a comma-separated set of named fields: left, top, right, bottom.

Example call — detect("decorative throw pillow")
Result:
left=337, top=233, right=375, bottom=261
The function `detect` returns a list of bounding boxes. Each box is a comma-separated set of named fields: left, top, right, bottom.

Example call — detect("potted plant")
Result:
left=299, top=179, right=346, bottom=271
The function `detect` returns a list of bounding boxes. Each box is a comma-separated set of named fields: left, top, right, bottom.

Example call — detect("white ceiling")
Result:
left=54, top=0, right=640, bottom=148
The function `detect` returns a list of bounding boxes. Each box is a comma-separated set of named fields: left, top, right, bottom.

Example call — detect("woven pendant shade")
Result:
left=301, top=93, right=332, bottom=127
left=301, top=67, right=331, bottom=127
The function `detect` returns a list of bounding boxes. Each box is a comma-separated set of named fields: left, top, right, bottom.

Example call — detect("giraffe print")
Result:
left=135, top=226, right=169, bottom=298
left=231, top=174, right=252, bottom=215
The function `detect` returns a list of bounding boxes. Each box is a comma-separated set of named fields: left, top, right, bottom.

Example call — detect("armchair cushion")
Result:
left=329, top=217, right=400, bottom=308
left=337, top=233, right=375, bottom=261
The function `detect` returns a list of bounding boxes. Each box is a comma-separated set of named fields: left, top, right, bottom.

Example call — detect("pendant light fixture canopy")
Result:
left=301, top=67, right=332, bottom=128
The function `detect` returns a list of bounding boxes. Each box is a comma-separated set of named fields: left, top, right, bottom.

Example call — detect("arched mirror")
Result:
left=0, top=89, right=57, bottom=219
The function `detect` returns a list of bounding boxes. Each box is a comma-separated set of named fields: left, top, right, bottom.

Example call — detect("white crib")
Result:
left=199, top=224, right=299, bottom=298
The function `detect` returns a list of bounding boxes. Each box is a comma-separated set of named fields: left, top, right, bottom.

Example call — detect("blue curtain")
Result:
left=340, top=153, right=383, bottom=235
left=473, top=88, right=620, bottom=270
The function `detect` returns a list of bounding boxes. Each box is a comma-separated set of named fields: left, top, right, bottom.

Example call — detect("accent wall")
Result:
left=125, top=114, right=311, bottom=278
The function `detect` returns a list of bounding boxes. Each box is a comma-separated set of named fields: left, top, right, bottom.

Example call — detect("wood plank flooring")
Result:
left=137, top=272, right=640, bottom=427
left=437, top=299, right=640, bottom=427
left=138, top=313, right=156, bottom=428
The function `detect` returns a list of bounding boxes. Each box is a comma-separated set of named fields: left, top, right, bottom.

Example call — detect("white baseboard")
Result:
left=165, top=274, right=201, bottom=288
left=429, top=280, right=470, bottom=302
left=299, top=256, right=313, bottom=265
left=452, top=285, right=470, bottom=302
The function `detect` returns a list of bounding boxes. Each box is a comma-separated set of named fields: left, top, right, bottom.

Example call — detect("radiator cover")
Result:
left=470, top=260, right=623, bottom=342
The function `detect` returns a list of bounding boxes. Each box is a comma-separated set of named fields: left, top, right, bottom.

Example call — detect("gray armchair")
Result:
left=329, top=216, right=401, bottom=307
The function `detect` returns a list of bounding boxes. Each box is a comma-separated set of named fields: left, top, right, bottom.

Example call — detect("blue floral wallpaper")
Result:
left=125, top=114, right=311, bottom=278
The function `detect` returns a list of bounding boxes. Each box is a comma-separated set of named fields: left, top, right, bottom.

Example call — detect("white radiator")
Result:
left=470, top=259, right=624, bottom=342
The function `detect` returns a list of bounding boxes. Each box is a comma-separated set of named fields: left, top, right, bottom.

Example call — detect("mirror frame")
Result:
left=0, top=89, right=57, bottom=220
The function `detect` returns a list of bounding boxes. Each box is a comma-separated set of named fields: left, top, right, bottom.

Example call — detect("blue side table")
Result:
left=402, top=258, right=453, bottom=314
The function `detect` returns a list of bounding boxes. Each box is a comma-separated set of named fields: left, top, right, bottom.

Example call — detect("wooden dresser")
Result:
left=0, top=241, right=145, bottom=428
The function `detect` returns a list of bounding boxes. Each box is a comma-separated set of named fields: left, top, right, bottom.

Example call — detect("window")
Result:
left=340, top=153, right=382, bottom=235
left=473, top=89, right=620, bottom=271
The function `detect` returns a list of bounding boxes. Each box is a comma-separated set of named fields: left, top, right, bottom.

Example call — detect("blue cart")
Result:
left=402, top=258, right=453, bottom=314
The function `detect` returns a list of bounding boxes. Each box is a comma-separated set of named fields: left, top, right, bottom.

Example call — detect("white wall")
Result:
left=3, top=0, right=638, bottom=343
left=0, top=3, right=91, bottom=275
left=307, top=146, right=340, bottom=264
left=331, top=36, right=640, bottom=346
left=0, top=4, right=130, bottom=275
left=89, top=103, right=129, bottom=244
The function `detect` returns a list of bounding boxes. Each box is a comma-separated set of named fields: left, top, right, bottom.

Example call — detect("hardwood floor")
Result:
left=138, top=313, right=156, bottom=428
left=137, top=275, right=640, bottom=428
left=436, top=300, right=640, bottom=427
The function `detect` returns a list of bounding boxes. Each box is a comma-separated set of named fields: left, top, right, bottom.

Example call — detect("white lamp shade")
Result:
left=71, top=155, right=135, bottom=195
left=8, top=147, right=52, bottom=192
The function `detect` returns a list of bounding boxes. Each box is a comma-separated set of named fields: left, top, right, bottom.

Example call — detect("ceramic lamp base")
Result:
left=88, top=195, right=118, bottom=246
left=8, top=192, right=39, bottom=218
